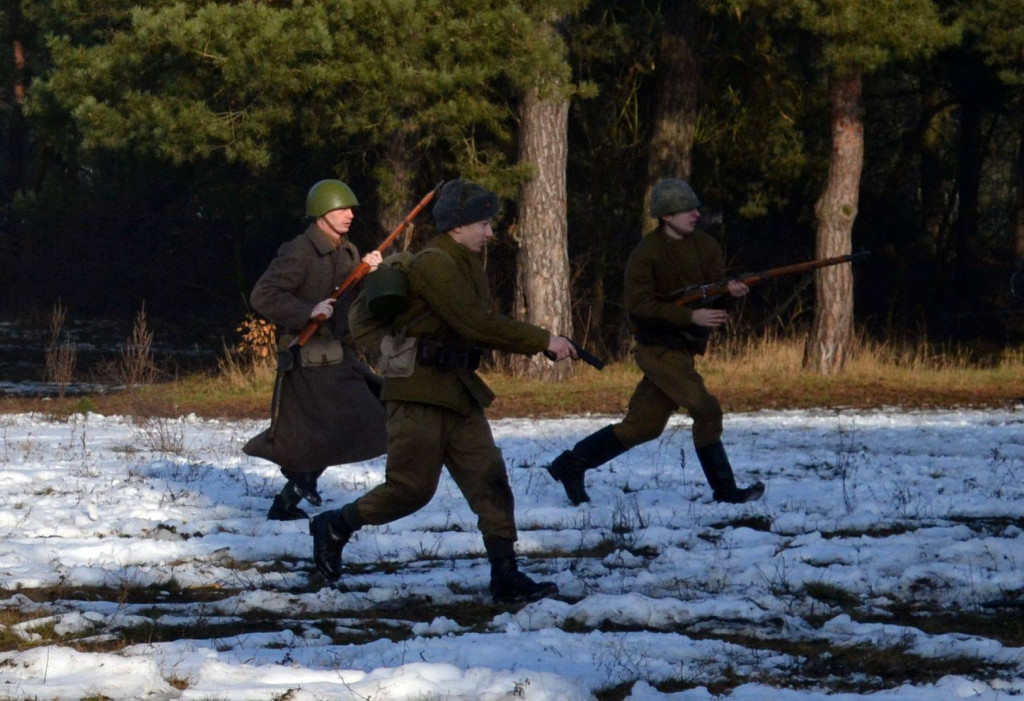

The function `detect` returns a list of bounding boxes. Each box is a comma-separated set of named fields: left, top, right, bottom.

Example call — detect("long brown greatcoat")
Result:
left=243, top=223, right=387, bottom=474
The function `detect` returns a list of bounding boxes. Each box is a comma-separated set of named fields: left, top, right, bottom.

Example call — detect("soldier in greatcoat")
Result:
left=244, top=179, right=388, bottom=521
left=308, top=179, right=576, bottom=604
left=545, top=179, right=765, bottom=507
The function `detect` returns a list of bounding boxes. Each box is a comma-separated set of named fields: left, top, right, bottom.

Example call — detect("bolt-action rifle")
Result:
left=666, top=250, right=871, bottom=307
left=267, top=182, right=443, bottom=440
left=290, top=182, right=444, bottom=349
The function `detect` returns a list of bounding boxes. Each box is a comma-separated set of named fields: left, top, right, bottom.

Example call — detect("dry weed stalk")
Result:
left=121, top=303, right=158, bottom=388
left=44, top=300, right=77, bottom=397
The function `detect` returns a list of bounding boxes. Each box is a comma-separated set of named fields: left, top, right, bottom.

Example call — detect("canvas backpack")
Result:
left=348, top=248, right=450, bottom=369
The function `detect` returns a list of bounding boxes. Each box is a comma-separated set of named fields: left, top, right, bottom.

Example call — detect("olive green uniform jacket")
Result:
left=352, top=234, right=550, bottom=540
left=381, top=234, right=550, bottom=413
left=242, top=224, right=387, bottom=474
left=613, top=227, right=727, bottom=449
left=625, top=227, right=726, bottom=353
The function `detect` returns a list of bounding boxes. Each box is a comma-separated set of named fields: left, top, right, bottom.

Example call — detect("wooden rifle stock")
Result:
left=670, top=250, right=871, bottom=306
left=290, top=181, right=444, bottom=349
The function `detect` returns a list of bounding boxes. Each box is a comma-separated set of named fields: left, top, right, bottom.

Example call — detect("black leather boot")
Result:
left=546, top=425, right=626, bottom=506
left=308, top=504, right=361, bottom=581
left=284, top=469, right=323, bottom=507
left=695, top=441, right=765, bottom=504
left=267, top=481, right=308, bottom=521
left=484, top=537, right=558, bottom=604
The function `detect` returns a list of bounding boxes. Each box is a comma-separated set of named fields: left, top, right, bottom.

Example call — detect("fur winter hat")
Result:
left=432, top=180, right=498, bottom=232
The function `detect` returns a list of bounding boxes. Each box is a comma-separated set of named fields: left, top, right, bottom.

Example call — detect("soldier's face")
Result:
left=450, top=219, right=494, bottom=253
left=318, top=207, right=355, bottom=238
left=661, top=208, right=700, bottom=238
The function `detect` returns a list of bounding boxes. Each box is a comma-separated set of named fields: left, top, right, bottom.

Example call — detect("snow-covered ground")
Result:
left=1, top=407, right=1022, bottom=700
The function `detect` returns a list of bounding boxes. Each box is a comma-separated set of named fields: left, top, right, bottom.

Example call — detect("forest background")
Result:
left=2, top=0, right=1024, bottom=383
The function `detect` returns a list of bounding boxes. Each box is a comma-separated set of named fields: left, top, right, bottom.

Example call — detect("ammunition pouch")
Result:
left=379, top=332, right=418, bottom=378
left=299, top=337, right=346, bottom=367
left=277, top=331, right=345, bottom=368
left=417, top=339, right=483, bottom=371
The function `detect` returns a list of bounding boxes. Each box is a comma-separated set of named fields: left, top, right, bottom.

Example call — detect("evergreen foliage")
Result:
left=1, top=0, right=1021, bottom=356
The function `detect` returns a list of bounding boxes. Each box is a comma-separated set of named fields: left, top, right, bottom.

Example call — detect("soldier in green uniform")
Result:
left=309, top=180, right=576, bottom=604
left=244, top=179, right=388, bottom=521
left=546, top=178, right=764, bottom=506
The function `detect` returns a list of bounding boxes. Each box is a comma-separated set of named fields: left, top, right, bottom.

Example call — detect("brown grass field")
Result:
left=4, top=334, right=1022, bottom=420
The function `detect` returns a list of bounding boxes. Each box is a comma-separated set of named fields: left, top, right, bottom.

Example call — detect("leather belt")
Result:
left=417, top=339, right=483, bottom=371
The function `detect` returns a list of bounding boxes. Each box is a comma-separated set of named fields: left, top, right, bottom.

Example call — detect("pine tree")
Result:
left=506, top=2, right=586, bottom=380
left=26, top=1, right=530, bottom=221
left=955, top=0, right=1024, bottom=272
left=720, top=0, right=957, bottom=373
left=643, top=0, right=701, bottom=232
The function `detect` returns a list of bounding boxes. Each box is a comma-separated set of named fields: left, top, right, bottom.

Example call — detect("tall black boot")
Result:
left=267, top=481, right=308, bottom=521
left=695, top=441, right=765, bottom=504
left=484, top=537, right=558, bottom=604
left=308, top=503, right=362, bottom=581
left=546, top=425, right=627, bottom=506
left=282, top=469, right=323, bottom=507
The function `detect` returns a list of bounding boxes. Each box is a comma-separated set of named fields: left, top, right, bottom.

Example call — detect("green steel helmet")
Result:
left=649, top=178, right=701, bottom=218
left=306, top=179, right=359, bottom=217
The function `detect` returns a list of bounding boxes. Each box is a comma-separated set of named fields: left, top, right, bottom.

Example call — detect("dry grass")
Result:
left=217, top=313, right=277, bottom=390
left=0, top=607, right=45, bottom=652
left=696, top=331, right=1024, bottom=411
left=487, top=331, right=1024, bottom=417
left=2, top=331, right=1022, bottom=420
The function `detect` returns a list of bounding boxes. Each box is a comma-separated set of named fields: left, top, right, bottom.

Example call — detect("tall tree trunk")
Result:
left=803, top=72, right=863, bottom=375
left=12, top=39, right=26, bottom=104
left=511, top=83, right=573, bottom=380
left=377, top=133, right=418, bottom=243
left=919, top=83, right=947, bottom=248
left=643, top=0, right=700, bottom=230
left=1015, top=129, right=1024, bottom=262
left=949, top=97, right=983, bottom=310
left=2, top=24, right=29, bottom=305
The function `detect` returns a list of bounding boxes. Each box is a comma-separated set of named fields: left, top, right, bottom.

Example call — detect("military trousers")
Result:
left=612, top=345, right=724, bottom=450
left=350, top=401, right=518, bottom=541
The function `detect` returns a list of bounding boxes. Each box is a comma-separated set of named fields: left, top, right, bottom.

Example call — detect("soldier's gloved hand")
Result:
left=362, top=250, right=383, bottom=272
left=310, top=298, right=335, bottom=320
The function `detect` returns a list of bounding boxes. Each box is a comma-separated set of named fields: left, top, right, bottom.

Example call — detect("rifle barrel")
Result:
left=671, top=250, right=869, bottom=306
